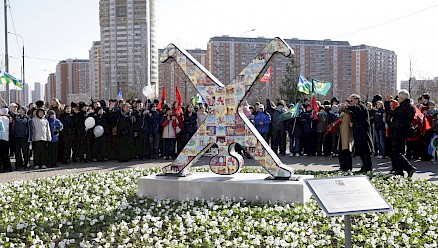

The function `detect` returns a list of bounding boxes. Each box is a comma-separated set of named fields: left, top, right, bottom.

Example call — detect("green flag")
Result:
left=278, top=101, right=301, bottom=122
left=0, top=71, right=23, bottom=88
left=312, top=79, right=331, bottom=96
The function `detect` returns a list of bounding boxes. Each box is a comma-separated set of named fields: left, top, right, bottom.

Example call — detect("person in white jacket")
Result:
left=30, top=109, right=52, bottom=169
left=0, top=108, right=11, bottom=171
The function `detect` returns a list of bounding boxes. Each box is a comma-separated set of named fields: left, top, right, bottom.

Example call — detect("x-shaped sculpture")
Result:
left=160, top=37, right=295, bottom=179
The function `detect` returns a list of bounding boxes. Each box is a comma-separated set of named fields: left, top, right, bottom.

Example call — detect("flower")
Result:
left=0, top=167, right=436, bottom=247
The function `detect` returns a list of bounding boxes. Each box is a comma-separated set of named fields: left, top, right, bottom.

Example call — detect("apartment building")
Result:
left=207, top=36, right=353, bottom=101
left=99, top=0, right=158, bottom=100
left=352, top=45, right=397, bottom=99
left=54, top=59, right=90, bottom=104
left=89, top=41, right=103, bottom=100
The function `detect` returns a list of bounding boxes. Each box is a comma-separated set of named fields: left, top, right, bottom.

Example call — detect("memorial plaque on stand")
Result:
left=304, top=176, right=392, bottom=216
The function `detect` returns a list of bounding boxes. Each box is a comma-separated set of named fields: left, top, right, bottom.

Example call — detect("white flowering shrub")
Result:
left=0, top=167, right=436, bottom=247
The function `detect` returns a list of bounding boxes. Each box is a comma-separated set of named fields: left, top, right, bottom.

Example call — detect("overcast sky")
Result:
left=1, top=0, right=437, bottom=91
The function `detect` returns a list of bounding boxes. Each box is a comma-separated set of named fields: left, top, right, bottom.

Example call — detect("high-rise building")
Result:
left=159, top=48, right=208, bottom=104
left=23, top=82, right=31, bottom=106
left=55, top=59, right=90, bottom=104
left=207, top=36, right=353, bottom=101
left=32, top=82, right=44, bottom=103
left=99, top=0, right=158, bottom=100
left=352, top=45, right=397, bottom=99
left=89, top=41, right=103, bottom=100
left=45, top=73, right=56, bottom=103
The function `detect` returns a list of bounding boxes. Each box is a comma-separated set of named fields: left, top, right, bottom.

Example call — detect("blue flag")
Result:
left=118, top=88, right=123, bottom=100
left=297, top=75, right=312, bottom=94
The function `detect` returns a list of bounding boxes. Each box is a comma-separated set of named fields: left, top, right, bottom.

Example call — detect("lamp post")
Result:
left=241, top=28, right=255, bottom=37
left=8, top=32, right=25, bottom=104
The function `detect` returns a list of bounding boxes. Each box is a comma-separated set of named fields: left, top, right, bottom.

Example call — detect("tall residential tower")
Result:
left=99, top=0, right=158, bottom=100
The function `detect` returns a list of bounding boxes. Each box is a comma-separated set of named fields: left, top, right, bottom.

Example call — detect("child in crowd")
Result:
left=30, top=109, right=51, bottom=169
left=48, top=110, right=63, bottom=167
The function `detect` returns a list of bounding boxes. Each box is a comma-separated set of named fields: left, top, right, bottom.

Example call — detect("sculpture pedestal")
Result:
left=138, top=172, right=313, bottom=203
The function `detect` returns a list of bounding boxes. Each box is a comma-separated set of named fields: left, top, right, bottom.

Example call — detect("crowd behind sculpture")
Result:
left=0, top=89, right=437, bottom=178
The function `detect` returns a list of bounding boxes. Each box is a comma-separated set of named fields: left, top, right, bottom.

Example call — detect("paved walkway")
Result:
left=1, top=155, right=437, bottom=184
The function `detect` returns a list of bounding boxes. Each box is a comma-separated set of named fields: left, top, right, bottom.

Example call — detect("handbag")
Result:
left=112, top=116, right=120, bottom=136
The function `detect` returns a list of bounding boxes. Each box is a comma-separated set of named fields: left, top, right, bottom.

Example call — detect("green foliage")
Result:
left=279, top=57, right=304, bottom=103
left=0, top=167, right=437, bottom=247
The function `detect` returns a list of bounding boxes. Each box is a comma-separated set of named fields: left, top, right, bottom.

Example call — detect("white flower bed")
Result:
left=0, top=167, right=437, bottom=247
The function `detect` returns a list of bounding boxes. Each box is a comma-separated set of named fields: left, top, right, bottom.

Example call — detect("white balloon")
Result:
left=142, top=85, right=154, bottom=99
left=85, top=117, right=95, bottom=130
left=93, top=125, right=104, bottom=138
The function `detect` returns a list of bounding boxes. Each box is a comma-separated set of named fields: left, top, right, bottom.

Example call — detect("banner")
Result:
left=278, top=100, right=301, bottom=122
left=0, top=70, right=23, bottom=89
left=158, top=86, right=166, bottom=111
left=297, top=75, right=311, bottom=94
left=260, top=66, right=272, bottom=83
left=312, top=79, right=332, bottom=96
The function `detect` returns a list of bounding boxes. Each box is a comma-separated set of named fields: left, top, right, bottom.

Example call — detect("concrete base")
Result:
left=138, top=172, right=314, bottom=203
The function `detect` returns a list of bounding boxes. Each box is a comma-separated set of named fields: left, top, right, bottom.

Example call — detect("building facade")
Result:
left=400, top=77, right=438, bottom=100
left=99, top=0, right=158, bottom=100
left=23, top=81, right=31, bottom=106
left=158, top=48, right=208, bottom=105
left=89, top=41, right=103, bottom=100
left=45, top=73, right=56, bottom=103
left=55, top=59, right=90, bottom=104
left=352, top=45, right=397, bottom=99
left=32, top=82, right=44, bottom=103
left=207, top=36, right=353, bottom=101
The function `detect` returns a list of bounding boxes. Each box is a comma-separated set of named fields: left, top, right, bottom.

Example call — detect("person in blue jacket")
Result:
left=47, top=110, right=63, bottom=167
left=254, top=104, right=271, bottom=142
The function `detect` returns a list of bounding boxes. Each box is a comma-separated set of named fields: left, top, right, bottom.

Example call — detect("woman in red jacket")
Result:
left=161, top=107, right=179, bottom=160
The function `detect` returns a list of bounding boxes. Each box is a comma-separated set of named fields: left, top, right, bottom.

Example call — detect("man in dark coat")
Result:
left=266, top=99, right=286, bottom=155
left=388, top=90, right=417, bottom=177
left=346, top=94, right=374, bottom=172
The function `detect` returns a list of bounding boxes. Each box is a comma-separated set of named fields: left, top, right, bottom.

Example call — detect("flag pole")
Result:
left=4, top=0, right=10, bottom=103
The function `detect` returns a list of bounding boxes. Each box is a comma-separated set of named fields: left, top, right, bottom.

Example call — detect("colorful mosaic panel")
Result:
left=160, top=37, right=295, bottom=178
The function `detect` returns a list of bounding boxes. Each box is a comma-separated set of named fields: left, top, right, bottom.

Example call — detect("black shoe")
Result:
left=407, top=168, right=416, bottom=178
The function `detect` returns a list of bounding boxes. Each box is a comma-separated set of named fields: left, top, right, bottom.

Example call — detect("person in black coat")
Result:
left=387, top=90, right=417, bottom=177
left=116, top=103, right=137, bottom=162
left=266, top=99, right=286, bottom=155
left=148, top=104, right=161, bottom=158
left=300, top=104, right=318, bottom=156
left=183, top=104, right=198, bottom=144
left=345, top=94, right=374, bottom=172
left=59, top=105, right=76, bottom=163
left=74, top=102, right=89, bottom=163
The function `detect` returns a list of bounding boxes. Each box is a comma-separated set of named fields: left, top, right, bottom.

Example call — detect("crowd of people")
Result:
left=0, top=89, right=436, bottom=178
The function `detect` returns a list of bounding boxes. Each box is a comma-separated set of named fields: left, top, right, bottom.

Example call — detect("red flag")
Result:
left=414, top=105, right=431, bottom=135
left=175, top=86, right=183, bottom=115
left=324, top=119, right=342, bottom=137
left=260, top=66, right=272, bottom=83
left=158, top=86, right=166, bottom=111
left=311, top=95, right=319, bottom=120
